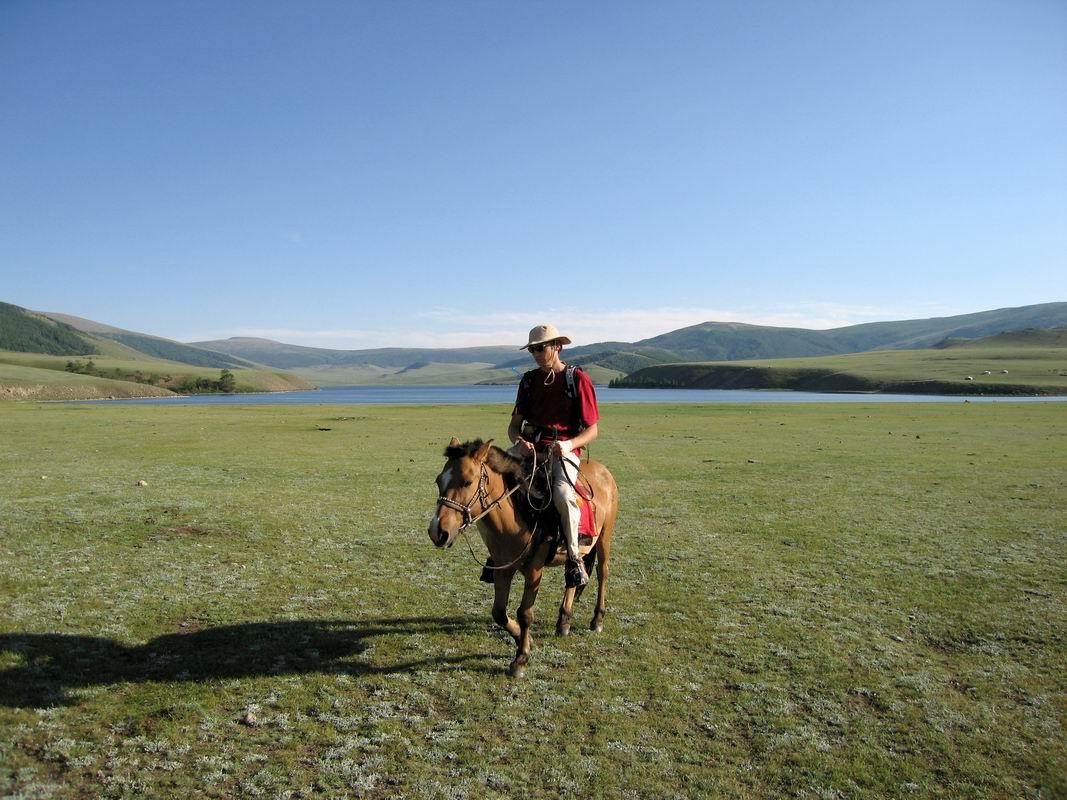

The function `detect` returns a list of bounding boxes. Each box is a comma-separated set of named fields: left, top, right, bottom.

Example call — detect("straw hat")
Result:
left=521, top=324, right=572, bottom=350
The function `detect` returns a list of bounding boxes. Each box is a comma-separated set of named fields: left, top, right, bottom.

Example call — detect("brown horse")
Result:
left=428, top=438, right=619, bottom=678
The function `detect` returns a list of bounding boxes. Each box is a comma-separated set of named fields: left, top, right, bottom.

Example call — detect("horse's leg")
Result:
left=556, top=585, right=577, bottom=637
left=590, top=536, right=611, bottom=633
left=492, top=571, right=521, bottom=643
left=509, top=568, right=542, bottom=678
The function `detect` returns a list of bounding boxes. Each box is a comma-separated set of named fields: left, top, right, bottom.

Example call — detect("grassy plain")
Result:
left=1, top=401, right=1064, bottom=799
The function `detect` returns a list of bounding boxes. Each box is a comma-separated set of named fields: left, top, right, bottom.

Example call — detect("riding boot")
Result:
left=564, top=516, right=589, bottom=588
left=480, top=557, right=495, bottom=583
left=565, top=557, right=589, bottom=589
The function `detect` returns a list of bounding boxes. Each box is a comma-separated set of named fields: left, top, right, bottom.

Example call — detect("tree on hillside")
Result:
left=219, top=369, right=236, bottom=393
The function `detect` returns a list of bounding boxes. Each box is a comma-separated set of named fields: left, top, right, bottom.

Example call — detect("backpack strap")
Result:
left=564, top=364, right=587, bottom=441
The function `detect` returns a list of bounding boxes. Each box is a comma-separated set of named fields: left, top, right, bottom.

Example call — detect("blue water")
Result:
left=67, top=385, right=1066, bottom=406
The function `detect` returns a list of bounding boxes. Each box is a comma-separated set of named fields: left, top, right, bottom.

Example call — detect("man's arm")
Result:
left=509, top=410, right=535, bottom=455
left=556, top=422, right=598, bottom=456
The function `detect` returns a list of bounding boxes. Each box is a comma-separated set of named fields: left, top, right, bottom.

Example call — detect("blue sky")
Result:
left=2, top=0, right=1065, bottom=349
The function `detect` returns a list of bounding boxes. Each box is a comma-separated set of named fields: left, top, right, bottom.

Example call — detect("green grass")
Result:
left=744, top=336, right=1067, bottom=388
left=1, top=401, right=1064, bottom=798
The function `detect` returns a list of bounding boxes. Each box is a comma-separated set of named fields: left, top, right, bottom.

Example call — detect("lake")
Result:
left=69, top=385, right=1066, bottom=405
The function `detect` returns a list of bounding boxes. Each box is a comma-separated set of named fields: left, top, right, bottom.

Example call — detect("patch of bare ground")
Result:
left=0, top=383, right=173, bottom=401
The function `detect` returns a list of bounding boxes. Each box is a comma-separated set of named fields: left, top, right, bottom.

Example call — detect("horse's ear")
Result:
left=475, top=439, right=494, bottom=460
left=448, top=436, right=461, bottom=447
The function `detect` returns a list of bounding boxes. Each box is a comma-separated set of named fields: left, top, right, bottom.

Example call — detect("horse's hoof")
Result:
left=590, top=615, right=604, bottom=633
left=509, top=663, right=526, bottom=679
left=556, top=624, right=571, bottom=637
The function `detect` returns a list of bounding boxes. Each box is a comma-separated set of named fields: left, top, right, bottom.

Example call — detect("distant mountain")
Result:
left=626, top=322, right=841, bottom=362
left=39, top=313, right=254, bottom=369
left=623, top=303, right=1067, bottom=364
left=1, top=306, right=313, bottom=400
left=37, top=311, right=128, bottom=335
left=0, top=302, right=99, bottom=355
left=192, top=336, right=515, bottom=370
left=6, top=301, right=1066, bottom=384
left=101, top=332, right=254, bottom=369
left=819, top=303, right=1067, bottom=352
left=189, top=302, right=1067, bottom=375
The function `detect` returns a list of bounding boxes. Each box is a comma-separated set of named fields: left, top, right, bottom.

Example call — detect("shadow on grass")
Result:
left=0, top=617, right=500, bottom=708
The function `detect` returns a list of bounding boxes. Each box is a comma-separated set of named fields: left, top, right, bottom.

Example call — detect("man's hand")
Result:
left=513, top=437, right=535, bottom=457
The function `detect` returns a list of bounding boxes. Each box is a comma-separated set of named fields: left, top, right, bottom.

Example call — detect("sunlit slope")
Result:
left=0, top=350, right=313, bottom=400
left=0, top=363, right=175, bottom=400
left=1, top=303, right=310, bottom=400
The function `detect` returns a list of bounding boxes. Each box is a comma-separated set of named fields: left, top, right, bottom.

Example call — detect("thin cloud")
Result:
left=182, top=303, right=964, bottom=350
left=412, top=303, right=961, bottom=347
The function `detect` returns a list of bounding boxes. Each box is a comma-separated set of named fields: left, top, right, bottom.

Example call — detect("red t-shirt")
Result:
left=514, top=365, right=599, bottom=443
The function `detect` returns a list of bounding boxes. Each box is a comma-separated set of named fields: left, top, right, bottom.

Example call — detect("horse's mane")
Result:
left=485, top=447, right=526, bottom=486
left=443, top=439, right=482, bottom=460
left=443, top=439, right=526, bottom=487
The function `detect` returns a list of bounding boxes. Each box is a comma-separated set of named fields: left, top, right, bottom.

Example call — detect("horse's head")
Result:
left=428, top=437, right=527, bottom=548
left=428, top=437, right=493, bottom=548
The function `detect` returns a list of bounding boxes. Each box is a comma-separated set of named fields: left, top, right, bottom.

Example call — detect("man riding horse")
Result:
left=506, top=324, right=599, bottom=588
left=429, top=325, right=617, bottom=675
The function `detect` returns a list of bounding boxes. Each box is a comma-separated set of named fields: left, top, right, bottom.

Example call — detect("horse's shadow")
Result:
left=0, top=617, right=496, bottom=708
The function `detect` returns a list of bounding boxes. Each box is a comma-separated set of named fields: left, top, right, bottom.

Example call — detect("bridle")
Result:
left=436, top=462, right=522, bottom=533
left=435, top=454, right=538, bottom=572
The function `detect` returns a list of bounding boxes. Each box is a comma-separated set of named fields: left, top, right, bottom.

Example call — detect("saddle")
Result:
left=524, top=461, right=596, bottom=542
left=525, top=494, right=597, bottom=552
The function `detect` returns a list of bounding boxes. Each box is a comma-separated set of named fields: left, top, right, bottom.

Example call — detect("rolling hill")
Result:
left=189, top=302, right=1067, bottom=386
left=194, top=302, right=1067, bottom=379
left=0, top=302, right=99, bottom=356
left=191, top=336, right=515, bottom=370
left=0, top=304, right=313, bottom=400
left=41, top=312, right=254, bottom=369
left=615, top=302, right=1067, bottom=363
left=614, top=327, right=1067, bottom=395
left=3, top=300, right=1066, bottom=397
